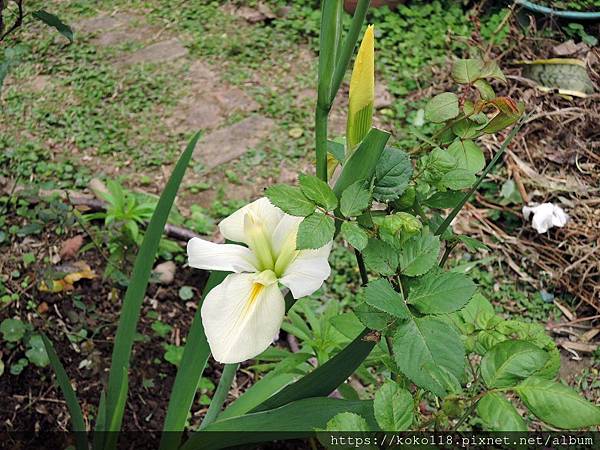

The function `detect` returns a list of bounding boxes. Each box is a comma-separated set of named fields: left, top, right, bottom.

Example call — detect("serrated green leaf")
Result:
left=297, top=212, right=335, bottom=250
left=481, top=340, right=549, bottom=388
left=474, top=79, right=495, bottom=100
left=362, top=239, right=399, bottom=276
left=447, top=139, right=485, bottom=173
left=451, top=119, right=480, bottom=139
left=423, top=191, right=464, bottom=209
left=477, top=392, right=526, bottom=431
left=440, top=168, right=476, bottom=190
left=516, top=377, right=600, bottom=429
left=299, top=174, right=338, bottom=211
left=451, top=59, right=484, bottom=84
left=363, top=279, right=410, bottom=319
left=374, top=381, right=413, bottom=431
left=354, top=303, right=390, bottom=331
left=265, top=185, right=316, bottom=217
left=340, top=180, right=371, bottom=217
left=424, top=93, right=460, bottom=123
left=325, top=412, right=371, bottom=432
left=398, top=230, right=440, bottom=277
left=393, top=316, right=464, bottom=397
left=373, top=147, right=412, bottom=201
left=341, top=221, right=368, bottom=251
left=481, top=60, right=507, bottom=83
left=458, top=235, right=489, bottom=251
left=407, top=271, right=476, bottom=314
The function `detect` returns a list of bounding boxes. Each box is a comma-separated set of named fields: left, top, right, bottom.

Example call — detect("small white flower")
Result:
left=187, top=197, right=332, bottom=363
left=522, top=202, right=569, bottom=234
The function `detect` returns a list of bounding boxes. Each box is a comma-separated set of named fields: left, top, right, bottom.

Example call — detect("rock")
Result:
left=118, top=38, right=189, bottom=66
left=197, top=116, right=276, bottom=169
left=552, top=40, right=589, bottom=57
left=74, top=14, right=129, bottom=33
left=60, top=235, right=84, bottom=259
left=154, top=261, right=176, bottom=285
left=88, top=178, right=109, bottom=200
left=168, top=84, right=260, bottom=132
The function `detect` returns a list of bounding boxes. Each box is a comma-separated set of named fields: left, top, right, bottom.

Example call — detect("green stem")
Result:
left=315, top=106, right=329, bottom=181
left=315, top=0, right=343, bottom=182
left=434, top=118, right=526, bottom=237
left=199, top=363, right=239, bottom=430
left=329, top=0, right=372, bottom=105
left=439, top=242, right=457, bottom=268
left=354, top=249, right=368, bottom=286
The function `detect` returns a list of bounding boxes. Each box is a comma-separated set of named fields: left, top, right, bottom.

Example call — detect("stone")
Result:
left=154, top=261, right=176, bottom=285
left=167, top=83, right=260, bottom=133
left=92, top=27, right=156, bottom=47
left=74, top=13, right=137, bottom=33
left=119, top=38, right=189, bottom=66
left=197, top=116, right=275, bottom=169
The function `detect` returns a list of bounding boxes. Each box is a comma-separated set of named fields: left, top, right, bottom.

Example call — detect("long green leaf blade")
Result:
left=333, top=128, right=390, bottom=197
left=158, top=270, right=226, bottom=450
left=41, top=334, right=88, bottom=450
left=251, top=329, right=375, bottom=412
left=181, top=398, right=376, bottom=450
left=104, top=132, right=201, bottom=443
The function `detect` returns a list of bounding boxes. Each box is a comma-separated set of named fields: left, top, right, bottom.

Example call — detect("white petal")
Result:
left=201, top=273, right=285, bottom=363
left=219, top=197, right=284, bottom=244
left=522, top=203, right=569, bottom=234
left=187, top=238, right=257, bottom=272
left=271, top=214, right=302, bottom=256
left=280, top=242, right=332, bottom=299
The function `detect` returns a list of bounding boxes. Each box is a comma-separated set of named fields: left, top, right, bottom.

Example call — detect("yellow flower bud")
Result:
left=347, top=25, right=375, bottom=154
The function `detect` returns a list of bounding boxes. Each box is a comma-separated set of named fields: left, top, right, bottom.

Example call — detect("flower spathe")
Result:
left=187, top=197, right=332, bottom=363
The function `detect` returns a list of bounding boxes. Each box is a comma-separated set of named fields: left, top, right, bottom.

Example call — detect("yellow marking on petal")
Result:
left=239, top=270, right=277, bottom=319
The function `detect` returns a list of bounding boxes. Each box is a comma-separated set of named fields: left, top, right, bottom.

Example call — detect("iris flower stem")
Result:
left=315, top=105, right=330, bottom=182
left=199, top=363, right=239, bottom=430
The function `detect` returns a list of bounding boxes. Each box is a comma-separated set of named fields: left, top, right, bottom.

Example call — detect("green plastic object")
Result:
left=516, top=0, right=600, bottom=20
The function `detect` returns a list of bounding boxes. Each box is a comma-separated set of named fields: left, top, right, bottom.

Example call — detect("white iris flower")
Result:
left=187, top=197, right=332, bottom=363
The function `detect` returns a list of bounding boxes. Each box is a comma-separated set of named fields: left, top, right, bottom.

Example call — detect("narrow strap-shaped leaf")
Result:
left=104, top=132, right=201, bottom=443
left=251, top=328, right=375, bottom=412
left=92, top=391, right=107, bottom=450
left=316, top=0, right=343, bottom=181
left=329, top=0, right=372, bottom=105
left=103, top=369, right=129, bottom=450
left=158, top=270, right=226, bottom=450
left=181, top=398, right=376, bottom=450
left=41, top=334, right=88, bottom=450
